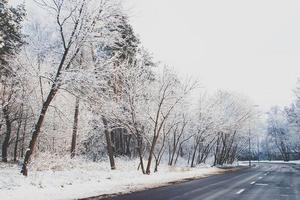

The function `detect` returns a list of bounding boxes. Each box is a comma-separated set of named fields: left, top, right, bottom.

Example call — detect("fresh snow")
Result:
left=256, top=160, right=300, bottom=164
left=0, top=157, right=225, bottom=200
left=237, top=160, right=300, bottom=166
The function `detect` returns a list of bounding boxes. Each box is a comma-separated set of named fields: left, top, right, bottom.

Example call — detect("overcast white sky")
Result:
left=125, top=0, right=300, bottom=109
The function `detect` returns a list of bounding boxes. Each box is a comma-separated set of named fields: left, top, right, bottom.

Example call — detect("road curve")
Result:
left=100, top=163, right=300, bottom=200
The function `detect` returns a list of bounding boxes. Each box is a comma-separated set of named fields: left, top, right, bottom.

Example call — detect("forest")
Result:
left=1, top=2, right=300, bottom=198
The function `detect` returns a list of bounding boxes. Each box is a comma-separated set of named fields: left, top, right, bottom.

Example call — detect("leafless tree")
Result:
left=21, top=0, right=115, bottom=176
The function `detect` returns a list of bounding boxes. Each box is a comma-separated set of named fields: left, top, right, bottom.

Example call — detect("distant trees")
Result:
left=266, top=107, right=291, bottom=161
left=187, top=91, right=257, bottom=167
left=167, top=113, right=189, bottom=166
left=263, top=79, right=300, bottom=161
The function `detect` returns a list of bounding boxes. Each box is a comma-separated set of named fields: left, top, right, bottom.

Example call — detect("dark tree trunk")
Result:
left=2, top=106, right=11, bottom=162
left=21, top=87, right=58, bottom=176
left=102, top=117, right=116, bottom=170
left=137, top=147, right=145, bottom=174
left=20, top=117, right=27, bottom=158
left=20, top=7, right=84, bottom=175
left=125, top=134, right=132, bottom=157
left=169, top=138, right=179, bottom=166
left=13, top=118, right=22, bottom=162
left=136, top=134, right=145, bottom=174
left=71, top=97, right=80, bottom=158
left=146, top=136, right=158, bottom=174
left=191, top=142, right=199, bottom=167
left=213, top=133, right=221, bottom=166
left=119, top=130, right=123, bottom=154
left=154, top=158, right=159, bottom=172
left=174, top=145, right=182, bottom=165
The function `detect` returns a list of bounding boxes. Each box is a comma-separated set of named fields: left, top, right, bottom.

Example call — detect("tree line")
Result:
left=0, top=0, right=259, bottom=176
left=264, top=81, right=300, bottom=161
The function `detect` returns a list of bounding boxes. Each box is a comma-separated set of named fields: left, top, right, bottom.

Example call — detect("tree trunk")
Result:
left=20, top=117, right=27, bottom=158
left=71, top=97, right=80, bottom=158
left=191, top=142, right=199, bottom=167
left=213, top=133, right=221, bottom=166
left=136, top=134, right=145, bottom=174
left=2, top=106, right=11, bottom=162
left=169, top=139, right=179, bottom=166
left=21, top=18, right=78, bottom=175
left=125, top=134, right=131, bottom=157
left=174, top=145, right=182, bottom=165
left=21, top=87, right=58, bottom=176
left=154, top=158, right=159, bottom=172
left=146, top=136, right=158, bottom=174
left=13, top=118, right=22, bottom=162
left=102, top=116, right=116, bottom=170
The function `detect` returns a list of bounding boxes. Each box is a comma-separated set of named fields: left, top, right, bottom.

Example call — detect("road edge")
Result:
left=79, top=166, right=249, bottom=200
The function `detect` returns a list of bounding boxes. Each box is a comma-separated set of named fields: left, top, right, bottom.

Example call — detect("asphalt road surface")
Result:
left=103, top=163, right=300, bottom=200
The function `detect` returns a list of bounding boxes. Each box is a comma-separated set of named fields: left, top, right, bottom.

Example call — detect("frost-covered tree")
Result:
left=0, top=1, right=27, bottom=162
left=21, top=0, right=127, bottom=176
left=267, top=106, right=291, bottom=161
left=0, top=58, right=33, bottom=162
left=212, top=91, right=257, bottom=166
left=185, top=91, right=257, bottom=166
left=86, top=47, right=155, bottom=173
left=144, top=69, right=197, bottom=174
left=0, top=0, right=25, bottom=68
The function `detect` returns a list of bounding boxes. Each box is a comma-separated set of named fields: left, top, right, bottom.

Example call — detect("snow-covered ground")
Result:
left=237, top=160, right=300, bottom=166
left=256, top=160, right=300, bottom=164
left=0, top=156, right=226, bottom=200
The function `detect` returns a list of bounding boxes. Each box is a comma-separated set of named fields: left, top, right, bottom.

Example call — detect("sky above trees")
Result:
left=126, top=0, right=300, bottom=109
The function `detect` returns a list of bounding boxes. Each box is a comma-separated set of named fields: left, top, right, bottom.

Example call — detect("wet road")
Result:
left=104, top=163, right=300, bottom=200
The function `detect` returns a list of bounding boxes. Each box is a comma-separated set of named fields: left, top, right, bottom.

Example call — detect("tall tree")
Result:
left=21, top=0, right=123, bottom=176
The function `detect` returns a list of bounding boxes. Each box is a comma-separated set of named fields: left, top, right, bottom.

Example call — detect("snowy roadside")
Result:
left=254, top=160, right=300, bottom=165
left=0, top=157, right=230, bottom=200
